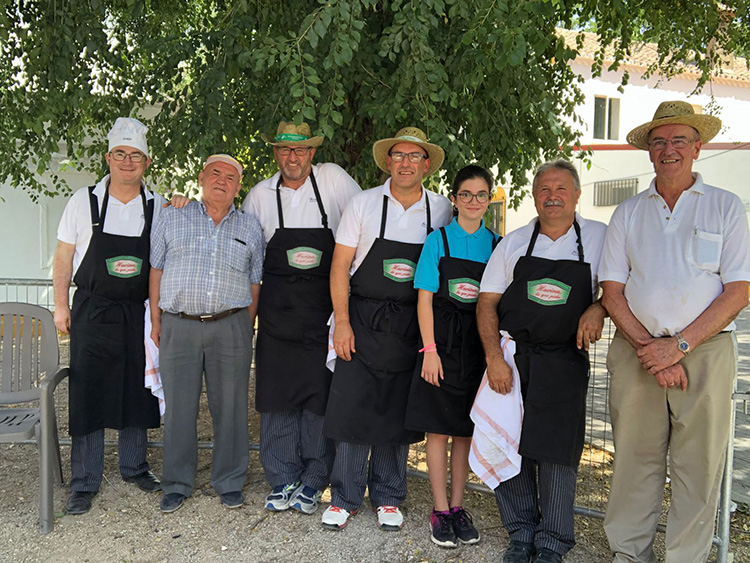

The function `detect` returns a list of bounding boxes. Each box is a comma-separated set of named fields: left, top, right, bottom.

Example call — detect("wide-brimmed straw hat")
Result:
left=262, top=121, right=324, bottom=147
left=627, top=101, right=722, bottom=150
left=372, top=127, right=444, bottom=176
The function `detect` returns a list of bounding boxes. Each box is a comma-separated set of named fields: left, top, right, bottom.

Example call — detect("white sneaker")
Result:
left=265, top=482, right=302, bottom=511
left=376, top=505, right=404, bottom=531
left=290, top=486, right=323, bottom=515
left=321, top=505, right=357, bottom=530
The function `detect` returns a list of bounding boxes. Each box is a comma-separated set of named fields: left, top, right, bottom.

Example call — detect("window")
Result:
left=593, top=96, right=620, bottom=140
left=594, top=178, right=638, bottom=207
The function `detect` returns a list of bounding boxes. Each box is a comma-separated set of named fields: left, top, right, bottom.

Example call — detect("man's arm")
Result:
left=52, top=241, right=76, bottom=333
left=476, top=292, right=513, bottom=394
left=636, top=281, right=749, bottom=374
left=330, top=243, right=357, bottom=361
left=149, top=267, right=163, bottom=347
left=600, top=281, right=652, bottom=349
left=248, top=283, right=261, bottom=328
left=576, top=299, right=607, bottom=351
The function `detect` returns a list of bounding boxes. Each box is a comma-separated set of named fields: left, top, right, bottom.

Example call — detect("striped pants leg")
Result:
left=494, top=457, right=577, bottom=556
left=259, top=409, right=333, bottom=490
left=329, top=442, right=409, bottom=512
left=70, top=427, right=149, bottom=493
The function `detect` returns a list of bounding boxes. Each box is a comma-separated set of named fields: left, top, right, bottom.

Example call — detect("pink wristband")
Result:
left=419, top=343, right=437, bottom=353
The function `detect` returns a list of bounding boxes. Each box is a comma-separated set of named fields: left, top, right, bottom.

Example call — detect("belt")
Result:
left=169, top=308, right=244, bottom=322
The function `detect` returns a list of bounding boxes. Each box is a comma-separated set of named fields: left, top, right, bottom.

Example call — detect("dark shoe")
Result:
left=503, top=540, right=535, bottom=563
left=160, top=493, right=186, bottom=513
left=532, top=548, right=563, bottom=563
left=65, top=491, right=96, bottom=515
left=123, top=471, right=162, bottom=492
left=220, top=491, right=244, bottom=509
left=430, top=509, right=457, bottom=548
left=451, top=506, right=480, bottom=544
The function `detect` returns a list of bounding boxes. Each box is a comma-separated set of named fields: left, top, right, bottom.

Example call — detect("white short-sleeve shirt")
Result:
left=57, top=175, right=166, bottom=276
left=598, top=173, right=750, bottom=336
left=241, top=162, right=361, bottom=243
left=335, top=179, right=453, bottom=274
left=480, top=213, right=607, bottom=298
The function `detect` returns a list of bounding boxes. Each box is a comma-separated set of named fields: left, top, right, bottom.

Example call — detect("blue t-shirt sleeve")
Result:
left=414, top=229, right=443, bottom=292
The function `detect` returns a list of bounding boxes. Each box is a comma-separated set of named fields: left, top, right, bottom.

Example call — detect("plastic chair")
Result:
left=0, top=302, right=69, bottom=533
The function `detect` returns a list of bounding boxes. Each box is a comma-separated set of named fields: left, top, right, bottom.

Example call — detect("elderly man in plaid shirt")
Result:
left=149, top=154, right=265, bottom=514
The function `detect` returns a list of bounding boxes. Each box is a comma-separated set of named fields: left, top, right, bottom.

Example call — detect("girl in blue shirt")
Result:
left=405, top=165, right=499, bottom=548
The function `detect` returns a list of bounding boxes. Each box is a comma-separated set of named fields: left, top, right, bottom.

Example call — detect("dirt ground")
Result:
left=2, top=379, right=750, bottom=562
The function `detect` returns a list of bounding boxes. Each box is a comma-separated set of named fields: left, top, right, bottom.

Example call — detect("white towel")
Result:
left=144, top=300, right=166, bottom=416
left=469, top=331, right=523, bottom=489
left=325, top=313, right=337, bottom=372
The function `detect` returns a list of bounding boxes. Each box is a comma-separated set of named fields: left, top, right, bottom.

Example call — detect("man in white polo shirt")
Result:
left=600, top=101, right=750, bottom=562
left=53, top=117, right=165, bottom=515
left=242, top=120, right=360, bottom=515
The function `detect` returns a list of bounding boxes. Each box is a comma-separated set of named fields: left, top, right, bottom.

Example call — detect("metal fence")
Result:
left=1, top=278, right=738, bottom=560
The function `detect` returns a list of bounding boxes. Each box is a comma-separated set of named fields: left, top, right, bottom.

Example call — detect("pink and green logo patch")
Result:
left=105, top=256, right=143, bottom=278
left=527, top=278, right=571, bottom=306
left=383, top=259, right=416, bottom=282
left=448, top=278, right=480, bottom=303
left=286, top=246, right=323, bottom=270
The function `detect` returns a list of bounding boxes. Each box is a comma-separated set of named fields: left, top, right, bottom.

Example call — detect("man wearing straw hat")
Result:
left=322, top=127, right=452, bottom=531
left=149, top=154, right=264, bottom=513
left=53, top=117, right=165, bottom=515
left=600, top=101, right=750, bottom=562
left=243, top=120, right=360, bottom=515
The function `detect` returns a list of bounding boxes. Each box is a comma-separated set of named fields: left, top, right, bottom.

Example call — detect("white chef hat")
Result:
left=107, top=117, right=149, bottom=157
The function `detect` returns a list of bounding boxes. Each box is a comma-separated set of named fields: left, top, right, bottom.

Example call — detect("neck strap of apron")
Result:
left=525, top=219, right=584, bottom=262
left=379, top=190, right=433, bottom=239
left=89, top=183, right=149, bottom=233
left=489, top=227, right=500, bottom=250
left=439, top=226, right=451, bottom=258
left=275, top=169, right=328, bottom=230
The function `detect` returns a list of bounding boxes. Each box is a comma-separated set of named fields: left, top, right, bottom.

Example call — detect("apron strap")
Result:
left=425, top=191, right=433, bottom=235
left=275, top=170, right=329, bottom=230
left=525, top=220, right=541, bottom=257
left=439, top=226, right=451, bottom=258
left=379, top=195, right=388, bottom=239
left=488, top=227, right=500, bottom=250
left=97, top=185, right=149, bottom=235
left=275, top=176, right=285, bottom=229
left=87, top=185, right=100, bottom=231
left=573, top=220, right=585, bottom=263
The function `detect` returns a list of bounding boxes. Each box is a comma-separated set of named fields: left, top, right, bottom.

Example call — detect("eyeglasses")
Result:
left=455, top=191, right=491, bottom=203
left=110, top=150, right=146, bottom=163
left=276, top=146, right=312, bottom=157
left=389, top=151, right=427, bottom=163
left=648, top=137, right=695, bottom=150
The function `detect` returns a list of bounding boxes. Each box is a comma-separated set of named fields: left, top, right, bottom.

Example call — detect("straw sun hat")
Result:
left=262, top=121, right=324, bottom=147
left=372, top=127, right=445, bottom=176
left=626, top=101, right=722, bottom=150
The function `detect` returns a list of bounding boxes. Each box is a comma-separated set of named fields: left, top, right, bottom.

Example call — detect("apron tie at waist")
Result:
left=287, top=274, right=316, bottom=283
left=76, top=289, right=142, bottom=324
left=368, top=299, right=404, bottom=329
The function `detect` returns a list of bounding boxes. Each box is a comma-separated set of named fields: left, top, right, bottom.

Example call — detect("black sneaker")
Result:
left=532, top=548, right=562, bottom=563
left=503, top=540, right=535, bottom=563
left=451, top=506, right=480, bottom=544
left=430, top=509, right=457, bottom=548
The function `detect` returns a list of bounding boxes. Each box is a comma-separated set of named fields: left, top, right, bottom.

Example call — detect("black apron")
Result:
left=255, top=171, right=336, bottom=416
left=498, top=220, right=592, bottom=466
left=69, top=186, right=160, bottom=436
left=405, top=226, right=498, bottom=437
left=323, top=194, right=431, bottom=445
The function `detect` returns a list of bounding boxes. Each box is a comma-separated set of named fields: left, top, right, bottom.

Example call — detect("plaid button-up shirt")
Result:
left=151, top=201, right=264, bottom=315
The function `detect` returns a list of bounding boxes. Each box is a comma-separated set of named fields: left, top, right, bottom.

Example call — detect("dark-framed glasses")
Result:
left=276, top=146, right=313, bottom=157
left=456, top=191, right=491, bottom=203
left=648, top=137, right=694, bottom=150
left=389, top=151, right=427, bottom=163
left=110, top=150, right=146, bottom=163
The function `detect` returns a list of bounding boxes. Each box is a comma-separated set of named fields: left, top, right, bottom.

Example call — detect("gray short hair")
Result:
left=532, top=159, right=580, bottom=193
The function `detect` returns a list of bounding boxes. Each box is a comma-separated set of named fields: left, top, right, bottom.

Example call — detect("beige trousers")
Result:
left=604, top=331, right=736, bottom=563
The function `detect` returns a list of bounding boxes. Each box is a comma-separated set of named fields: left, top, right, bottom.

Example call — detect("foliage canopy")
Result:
left=2, top=0, right=749, bottom=204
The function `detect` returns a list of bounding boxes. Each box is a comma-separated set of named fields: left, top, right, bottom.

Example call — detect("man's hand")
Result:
left=166, top=194, right=190, bottom=208
left=54, top=306, right=71, bottom=334
left=150, top=317, right=161, bottom=348
left=421, top=351, right=444, bottom=387
left=636, top=336, right=683, bottom=374
left=333, top=320, right=356, bottom=361
left=576, top=301, right=606, bottom=350
left=486, top=356, right=513, bottom=394
left=654, top=362, right=688, bottom=391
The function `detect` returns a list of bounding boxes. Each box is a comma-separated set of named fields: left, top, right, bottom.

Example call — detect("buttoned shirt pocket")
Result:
left=691, top=228, right=722, bottom=271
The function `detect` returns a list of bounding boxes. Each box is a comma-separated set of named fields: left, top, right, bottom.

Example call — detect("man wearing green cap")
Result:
left=600, top=101, right=750, bottom=562
left=242, top=120, right=360, bottom=515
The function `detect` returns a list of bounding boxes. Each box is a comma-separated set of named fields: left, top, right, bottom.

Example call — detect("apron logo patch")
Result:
left=383, top=259, right=416, bottom=282
left=105, top=256, right=143, bottom=278
left=286, top=247, right=323, bottom=270
left=527, top=278, right=571, bottom=306
left=448, top=278, right=480, bottom=303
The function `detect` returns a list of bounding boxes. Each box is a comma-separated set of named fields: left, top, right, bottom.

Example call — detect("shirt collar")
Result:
left=383, top=178, right=427, bottom=208
left=451, top=217, right=487, bottom=238
left=197, top=200, right=238, bottom=219
left=647, top=172, right=705, bottom=198
left=265, top=164, right=318, bottom=190
left=525, top=212, right=584, bottom=235
left=94, top=175, right=153, bottom=201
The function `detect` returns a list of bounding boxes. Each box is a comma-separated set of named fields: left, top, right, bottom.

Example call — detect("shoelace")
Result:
left=454, top=508, right=472, bottom=528
left=381, top=506, right=398, bottom=514
left=329, top=506, right=345, bottom=513
left=436, top=513, right=452, bottom=533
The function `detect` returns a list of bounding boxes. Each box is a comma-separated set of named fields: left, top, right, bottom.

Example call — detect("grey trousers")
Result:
left=329, top=442, right=409, bottom=512
left=259, top=409, right=333, bottom=491
left=495, top=457, right=578, bottom=556
left=70, top=427, right=149, bottom=493
left=160, top=311, right=253, bottom=497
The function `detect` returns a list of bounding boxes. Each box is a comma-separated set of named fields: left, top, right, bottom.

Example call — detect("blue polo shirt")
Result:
left=414, top=218, right=500, bottom=293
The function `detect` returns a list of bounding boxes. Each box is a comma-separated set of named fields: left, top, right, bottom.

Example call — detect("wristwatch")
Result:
left=675, top=332, right=690, bottom=355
